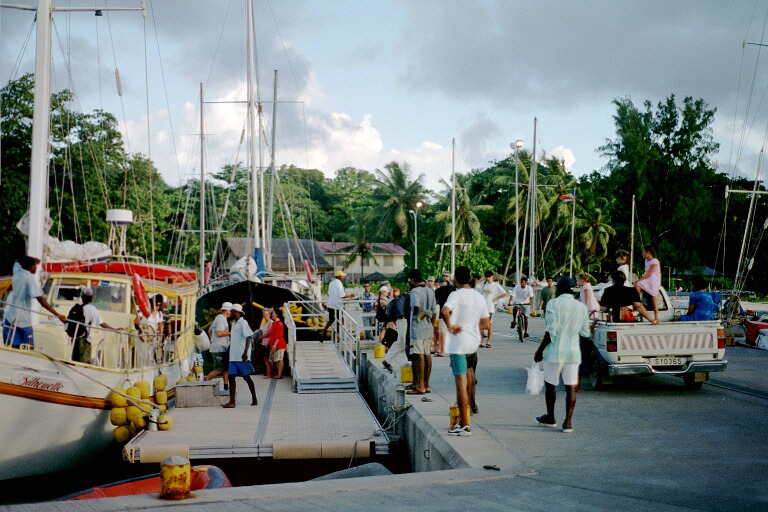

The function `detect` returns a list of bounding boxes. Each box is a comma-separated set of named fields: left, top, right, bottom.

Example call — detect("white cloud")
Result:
left=549, top=146, right=576, bottom=171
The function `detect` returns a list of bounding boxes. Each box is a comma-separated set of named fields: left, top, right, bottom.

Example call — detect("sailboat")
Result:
left=0, top=0, right=199, bottom=480
left=194, top=1, right=322, bottom=335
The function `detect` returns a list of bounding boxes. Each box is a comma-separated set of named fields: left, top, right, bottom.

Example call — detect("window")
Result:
left=382, top=255, right=394, bottom=267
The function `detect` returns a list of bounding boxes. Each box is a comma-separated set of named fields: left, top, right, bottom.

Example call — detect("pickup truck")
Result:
left=585, top=286, right=727, bottom=390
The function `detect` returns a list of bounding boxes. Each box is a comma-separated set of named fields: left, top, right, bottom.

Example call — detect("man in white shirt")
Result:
left=323, top=270, right=356, bottom=342
left=223, top=304, right=257, bottom=408
left=206, top=302, right=232, bottom=384
left=72, top=287, right=120, bottom=364
left=3, top=256, right=67, bottom=348
left=477, top=270, right=509, bottom=348
left=534, top=276, right=590, bottom=433
left=441, top=265, right=490, bottom=437
left=508, top=276, right=535, bottom=338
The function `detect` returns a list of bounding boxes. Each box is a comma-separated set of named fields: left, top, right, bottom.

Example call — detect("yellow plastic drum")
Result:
left=160, top=455, right=191, bottom=500
left=449, top=403, right=471, bottom=429
left=373, top=345, right=386, bottom=359
left=400, top=364, right=413, bottom=383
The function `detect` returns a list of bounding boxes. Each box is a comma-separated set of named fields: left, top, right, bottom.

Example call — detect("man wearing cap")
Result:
left=323, top=270, right=356, bottom=341
left=534, top=276, right=590, bottom=433
left=72, top=287, right=121, bottom=364
left=223, top=303, right=258, bottom=408
left=206, top=302, right=232, bottom=385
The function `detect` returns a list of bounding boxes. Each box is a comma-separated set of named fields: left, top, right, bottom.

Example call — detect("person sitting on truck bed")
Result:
left=681, top=276, right=716, bottom=322
left=599, top=271, right=657, bottom=324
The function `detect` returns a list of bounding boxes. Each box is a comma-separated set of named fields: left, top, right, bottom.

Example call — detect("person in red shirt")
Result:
left=264, top=308, right=287, bottom=379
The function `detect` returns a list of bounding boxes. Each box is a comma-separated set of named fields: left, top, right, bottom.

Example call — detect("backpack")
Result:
left=66, top=303, right=86, bottom=339
left=387, top=295, right=406, bottom=321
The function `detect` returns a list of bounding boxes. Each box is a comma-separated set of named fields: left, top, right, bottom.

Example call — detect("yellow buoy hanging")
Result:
left=110, top=407, right=127, bottom=426
left=153, top=375, right=168, bottom=391
left=135, top=381, right=151, bottom=399
left=160, top=455, right=190, bottom=500
left=110, top=388, right=127, bottom=407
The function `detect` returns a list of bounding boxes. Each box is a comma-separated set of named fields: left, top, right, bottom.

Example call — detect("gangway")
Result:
left=286, top=301, right=361, bottom=394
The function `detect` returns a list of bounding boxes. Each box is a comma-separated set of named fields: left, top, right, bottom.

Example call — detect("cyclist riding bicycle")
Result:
left=508, top=276, right=534, bottom=338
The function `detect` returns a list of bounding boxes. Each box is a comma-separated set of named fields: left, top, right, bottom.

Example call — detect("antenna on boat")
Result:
left=107, top=209, right=134, bottom=258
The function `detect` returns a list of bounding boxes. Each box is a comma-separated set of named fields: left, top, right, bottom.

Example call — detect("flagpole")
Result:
left=569, top=188, right=576, bottom=276
left=451, top=138, right=456, bottom=277
left=630, top=194, right=636, bottom=279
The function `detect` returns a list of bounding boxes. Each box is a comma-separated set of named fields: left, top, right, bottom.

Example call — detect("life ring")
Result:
left=304, top=259, right=313, bottom=283
left=132, top=273, right=151, bottom=318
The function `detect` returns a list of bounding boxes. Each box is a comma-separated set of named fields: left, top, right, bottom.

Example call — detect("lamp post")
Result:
left=410, top=201, right=423, bottom=270
left=511, top=139, right=524, bottom=285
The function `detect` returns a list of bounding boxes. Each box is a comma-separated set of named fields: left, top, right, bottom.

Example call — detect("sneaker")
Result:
left=382, top=361, right=393, bottom=374
left=524, top=332, right=529, bottom=338
left=470, top=404, right=479, bottom=414
left=511, top=321, right=516, bottom=329
left=562, top=425, right=573, bottom=433
left=536, top=415, right=558, bottom=428
left=449, top=424, right=472, bottom=436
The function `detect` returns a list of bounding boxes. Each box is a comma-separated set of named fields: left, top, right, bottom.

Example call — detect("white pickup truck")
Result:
left=586, top=286, right=727, bottom=390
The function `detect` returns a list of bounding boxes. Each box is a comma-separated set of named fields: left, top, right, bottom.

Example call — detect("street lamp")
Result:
left=511, top=139, right=524, bottom=285
left=410, top=201, right=423, bottom=270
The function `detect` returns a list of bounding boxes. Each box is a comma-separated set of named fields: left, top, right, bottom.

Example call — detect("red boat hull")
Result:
left=43, top=261, right=196, bottom=283
left=64, top=465, right=231, bottom=500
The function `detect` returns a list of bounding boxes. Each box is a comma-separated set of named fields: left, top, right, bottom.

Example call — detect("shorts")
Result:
left=3, top=320, right=34, bottom=348
left=439, top=318, right=447, bottom=335
left=328, top=308, right=338, bottom=324
left=410, top=338, right=431, bottom=355
left=449, top=354, right=468, bottom=377
left=228, top=360, right=255, bottom=376
left=269, top=348, right=285, bottom=363
left=514, top=304, right=529, bottom=317
left=211, top=351, right=229, bottom=373
left=466, top=351, right=478, bottom=370
left=543, top=361, right=579, bottom=386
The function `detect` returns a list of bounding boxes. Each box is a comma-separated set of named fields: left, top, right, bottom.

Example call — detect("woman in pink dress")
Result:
left=576, top=273, right=600, bottom=319
left=635, top=244, right=661, bottom=324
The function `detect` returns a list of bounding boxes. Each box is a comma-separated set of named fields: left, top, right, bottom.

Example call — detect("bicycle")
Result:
left=510, top=303, right=527, bottom=343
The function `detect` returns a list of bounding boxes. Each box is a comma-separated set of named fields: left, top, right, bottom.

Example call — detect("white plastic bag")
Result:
left=526, top=362, right=545, bottom=395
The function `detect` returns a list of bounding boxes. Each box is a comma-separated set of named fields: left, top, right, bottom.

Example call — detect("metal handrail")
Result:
left=0, top=300, right=192, bottom=370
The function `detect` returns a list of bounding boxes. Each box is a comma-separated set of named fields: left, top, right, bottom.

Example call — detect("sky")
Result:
left=2, top=0, right=768, bottom=194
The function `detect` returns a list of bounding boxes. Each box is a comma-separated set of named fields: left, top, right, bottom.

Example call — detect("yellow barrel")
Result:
left=160, top=455, right=191, bottom=500
left=373, top=345, right=386, bottom=359
left=400, top=364, right=413, bottom=383
left=449, top=403, right=471, bottom=428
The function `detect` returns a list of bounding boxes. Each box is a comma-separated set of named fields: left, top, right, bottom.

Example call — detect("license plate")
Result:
left=651, top=357, right=685, bottom=366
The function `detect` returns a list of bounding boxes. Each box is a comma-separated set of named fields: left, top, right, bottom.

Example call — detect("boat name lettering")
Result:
left=16, top=375, right=64, bottom=392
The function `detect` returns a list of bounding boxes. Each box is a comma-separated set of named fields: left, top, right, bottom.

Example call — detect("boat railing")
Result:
left=340, top=298, right=377, bottom=344
left=0, top=301, right=192, bottom=370
left=284, top=299, right=361, bottom=377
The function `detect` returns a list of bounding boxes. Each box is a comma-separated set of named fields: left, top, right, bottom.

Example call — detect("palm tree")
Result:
left=372, top=161, right=425, bottom=245
left=577, top=197, right=617, bottom=264
left=339, top=211, right=378, bottom=282
left=434, top=174, right=492, bottom=245
left=537, top=156, right=579, bottom=274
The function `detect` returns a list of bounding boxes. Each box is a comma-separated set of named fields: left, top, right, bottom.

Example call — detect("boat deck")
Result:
left=124, top=369, right=388, bottom=463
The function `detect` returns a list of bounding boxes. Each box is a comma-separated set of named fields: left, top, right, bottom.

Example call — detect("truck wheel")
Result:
left=582, top=354, right=604, bottom=391
left=683, top=373, right=704, bottom=390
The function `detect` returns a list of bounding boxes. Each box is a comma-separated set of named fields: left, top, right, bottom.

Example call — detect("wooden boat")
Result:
left=62, top=465, right=231, bottom=500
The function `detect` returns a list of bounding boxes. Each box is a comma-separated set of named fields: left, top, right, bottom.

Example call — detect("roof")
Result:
left=363, top=271, right=388, bottom=281
left=224, top=238, right=333, bottom=272
left=315, top=241, right=409, bottom=255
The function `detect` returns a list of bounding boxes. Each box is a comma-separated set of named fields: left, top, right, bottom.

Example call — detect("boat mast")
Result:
left=246, top=0, right=260, bottom=264
left=569, top=188, right=576, bottom=276
left=199, top=82, right=206, bottom=288
left=630, top=194, right=635, bottom=277
left=451, top=138, right=456, bottom=277
left=529, top=118, right=537, bottom=280
left=266, top=70, right=279, bottom=272
left=28, top=0, right=53, bottom=267
left=734, top=151, right=763, bottom=289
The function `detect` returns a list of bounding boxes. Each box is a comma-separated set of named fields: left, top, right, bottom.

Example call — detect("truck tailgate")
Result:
left=618, top=329, right=717, bottom=356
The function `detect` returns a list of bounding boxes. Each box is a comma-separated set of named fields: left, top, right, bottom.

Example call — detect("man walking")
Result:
left=441, top=266, right=490, bottom=436
left=509, top=276, right=534, bottom=338
left=406, top=269, right=436, bottom=395
left=360, top=281, right=375, bottom=340
left=324, top=270, right=356, bottom=341
left=223, top=304, right=258, bottom=408
left=538, top=277, right=556, bottom=322
left=477, top=270, right=508, bottom=348
left=433, top=274, right=455, bottom=357
left=533, top=276, right=590, bottom=433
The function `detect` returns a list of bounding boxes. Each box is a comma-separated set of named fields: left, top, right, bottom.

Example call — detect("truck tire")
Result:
left=582, top=352, right=605, bottom=391
left=683, top=373, right=704, bottom=390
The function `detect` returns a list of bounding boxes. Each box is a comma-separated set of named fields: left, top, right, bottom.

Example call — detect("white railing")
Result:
left=0, top=301, right=191, bottom=370
left=284, top=299, right=361, bottom=377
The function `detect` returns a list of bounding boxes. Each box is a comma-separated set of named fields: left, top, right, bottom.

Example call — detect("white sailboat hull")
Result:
left=0, top=346, right=192, bottom=480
